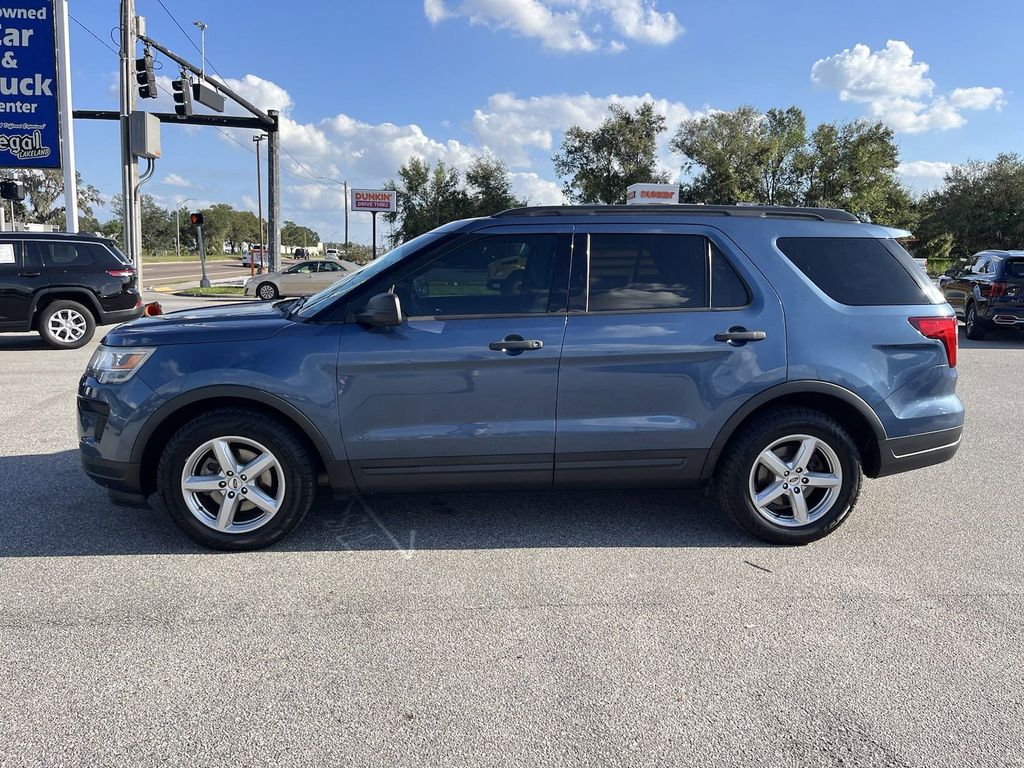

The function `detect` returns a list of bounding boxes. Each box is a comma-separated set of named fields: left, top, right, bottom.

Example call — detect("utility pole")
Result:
left=344, top=180, right=349, bottom=246
left=119, top=0, right=141, bottom=286
left=252, top=133, right=266, bottom=277
left=54, top=0, right=78, bottom=232
left=267, top=110, right=281, bottom=274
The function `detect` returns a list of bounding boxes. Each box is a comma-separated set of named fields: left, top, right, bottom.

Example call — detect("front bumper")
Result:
left=874, top=425, right=963, bottom=478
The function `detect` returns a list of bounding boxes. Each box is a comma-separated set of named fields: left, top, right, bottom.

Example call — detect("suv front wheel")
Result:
left=156, top=409, right=317, bottom=550
left=38, top=300, right=96, bottom=349
left=718, top=409, right=862, bottom=544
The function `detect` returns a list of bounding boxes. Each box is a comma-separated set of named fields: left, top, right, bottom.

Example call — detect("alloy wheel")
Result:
left=258, top=284, right=277, bottom=300
left=747, top=433, right=843, bottom=527
left=47, top=308, right=88, bottom=343
left=180, top=436, right=286, bottom=534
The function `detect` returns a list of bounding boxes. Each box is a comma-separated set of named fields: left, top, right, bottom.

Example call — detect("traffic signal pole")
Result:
left=119, top=0, right=142, bottom=286
left=267, top=111, right=281, bottom=274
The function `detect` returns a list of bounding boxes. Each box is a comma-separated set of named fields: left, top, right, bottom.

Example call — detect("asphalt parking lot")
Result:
left=1, top=300, right=1022, bottom=767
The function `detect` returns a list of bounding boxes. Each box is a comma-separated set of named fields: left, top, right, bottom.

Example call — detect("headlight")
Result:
left=85, top=345, right=155, bottom=384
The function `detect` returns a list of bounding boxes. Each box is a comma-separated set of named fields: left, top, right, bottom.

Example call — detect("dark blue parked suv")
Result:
left=78, top=205, right=964, bottom=549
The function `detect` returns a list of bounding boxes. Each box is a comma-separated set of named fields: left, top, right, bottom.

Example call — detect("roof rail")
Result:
left=492, top=204, right=860, bottom=223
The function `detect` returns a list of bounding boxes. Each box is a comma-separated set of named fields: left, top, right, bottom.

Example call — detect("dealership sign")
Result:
left=351, top=189, right=397, bottom=213
left=625, top=183, right=679, bottom=205
left=0, top=0, right=61, bottom=169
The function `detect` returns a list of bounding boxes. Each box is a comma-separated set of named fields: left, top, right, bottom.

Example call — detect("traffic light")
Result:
left=172, top=76, right=192, bottom=117
left=0, top=179, right=25, bottom=201
left=135, top=50, right=156, bottom=99
left=190, top=212, right=204, bottom=227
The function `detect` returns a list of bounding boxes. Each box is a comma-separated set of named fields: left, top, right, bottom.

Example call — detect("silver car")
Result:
left=245, top=259, right=356, bottom=300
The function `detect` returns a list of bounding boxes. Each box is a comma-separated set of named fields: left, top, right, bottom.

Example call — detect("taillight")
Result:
left=909, top=316, right=957, bottom=368
left=106, top=269, right=135, bottom=278
left=988, top=281, right=1007, bottom=298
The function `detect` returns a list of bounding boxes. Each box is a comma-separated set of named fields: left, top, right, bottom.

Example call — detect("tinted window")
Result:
left=711, top=244, right=750, bottom=308
left=286, top=262, right=316, bottom=274
left=394, top=233, right=562, bottom=317
left=33, top=241, right=99, bottom=268
left=776, top=237, right=931, bottom=306
left=588, top=234, right=707, bottom=311
left=320, top=261, right=343, bottom=272
left=1005, top=259, right=1024, bottom=279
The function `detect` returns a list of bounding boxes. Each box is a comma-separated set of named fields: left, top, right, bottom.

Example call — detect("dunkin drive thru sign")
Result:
left=625, top=183, right=679, bottom=205
left=0, top=0, right=61, bottom=169
left=351, top=189, right=397, bottom=213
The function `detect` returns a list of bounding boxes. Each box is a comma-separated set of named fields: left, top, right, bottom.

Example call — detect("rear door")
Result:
left=337, top=226, right=572, bottom=492
left=0, top=238, right=39, bottom=328
left=554, top=225, right=786, bottom=489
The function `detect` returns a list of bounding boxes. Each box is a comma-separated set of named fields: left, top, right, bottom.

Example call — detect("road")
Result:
left=0, top=306, right=1022, bottom=767
left=141, top=260, right=297, bottom=289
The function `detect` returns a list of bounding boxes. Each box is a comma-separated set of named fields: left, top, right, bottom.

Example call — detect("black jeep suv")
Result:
left=941, top=250, right=1024, bottom=339
left=0, top=232, right=143, bottom=349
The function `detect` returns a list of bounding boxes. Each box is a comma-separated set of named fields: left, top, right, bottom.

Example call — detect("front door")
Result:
left=337, top=227, right=572, bottom=492
left=554, top=225, right=787, bottom=488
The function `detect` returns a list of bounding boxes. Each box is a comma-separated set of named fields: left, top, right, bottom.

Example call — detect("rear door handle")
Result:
left=18, top=271, right=41, bottom=277
left=714, top=327, right=767, bottom=345
left=489, top=336, right=543, bottom=352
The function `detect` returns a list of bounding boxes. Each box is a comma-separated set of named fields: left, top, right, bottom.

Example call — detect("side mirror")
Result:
left=943, top=269, right=956, bottom=277
left=356, top=292, right=402, bottom=327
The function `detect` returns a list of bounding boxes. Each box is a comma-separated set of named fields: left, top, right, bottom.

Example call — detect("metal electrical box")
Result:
left=129, top=111, right=161, bottom=159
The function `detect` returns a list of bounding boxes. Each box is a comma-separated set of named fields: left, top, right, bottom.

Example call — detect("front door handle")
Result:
left=489, top=335, right=543, bottom=353
left=18, top=271, right=41, bottom=278
left=714, top=327, right=767, bottom=345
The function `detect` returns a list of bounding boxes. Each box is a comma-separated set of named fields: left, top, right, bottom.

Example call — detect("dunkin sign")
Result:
left=625, top=183, right=679, bottom=205
left=351, top=189, right=397, bottom=213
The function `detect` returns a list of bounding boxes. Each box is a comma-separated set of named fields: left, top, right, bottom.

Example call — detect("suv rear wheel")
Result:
left=156, top=409, right=317, bottom=550
left=964, top=302, right=987, bottom=340
left=38, top=300, right=96, bottom=349
left=718, top=409, right=862, bottom=544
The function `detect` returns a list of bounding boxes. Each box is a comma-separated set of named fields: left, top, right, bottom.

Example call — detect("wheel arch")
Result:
left=30, top=289, right=102, bottom=328
left=700, top=382, right=887, bottom=482
left=133, top=385, right=351, bottom=496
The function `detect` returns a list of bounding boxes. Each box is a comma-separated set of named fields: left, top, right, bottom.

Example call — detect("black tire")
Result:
left=256, top=282, right=279, bottom=301
left=964, top=302, right=987, bottom=340
left=717, top=408, right=862, bottom=545
left=156, top=408, right=317, bottom=550
left=37, top=300, right=96, bottom=349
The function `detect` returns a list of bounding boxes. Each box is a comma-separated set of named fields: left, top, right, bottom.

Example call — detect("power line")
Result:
left=69, top=14, right=119, bottom=56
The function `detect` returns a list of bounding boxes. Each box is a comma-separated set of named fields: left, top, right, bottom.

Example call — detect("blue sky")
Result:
left=66, top=0, right=1022, bottom=244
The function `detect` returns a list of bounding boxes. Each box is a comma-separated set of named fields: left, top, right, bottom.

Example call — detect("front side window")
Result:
left=287, top=262, right=315, bottom=274
left=393, top=233, right=562, bottom=318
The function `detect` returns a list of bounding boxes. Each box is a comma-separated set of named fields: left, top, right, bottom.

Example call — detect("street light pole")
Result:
left=192, top=20, right=207, bottom=79
left=253, top=133, right=267, bottom=277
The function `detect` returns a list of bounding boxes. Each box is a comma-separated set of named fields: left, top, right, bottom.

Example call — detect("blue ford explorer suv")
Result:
left=78, top=205, right=964, bottom=550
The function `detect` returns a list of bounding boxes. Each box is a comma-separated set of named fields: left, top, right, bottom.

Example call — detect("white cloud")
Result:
left=898, top=160, right=953, bottom=191
left=162, top=173, right=191, bottom=188
left=222, top=74, right=294, bottom=115
left=425, top=0, right=680, bottom=52
left=811, top=40, right=1005, bottom=133
left=509, top=172, right=565, bottom=205
left=470, top=91, right=695, bottom=176
left=423, top=0, right=450, bottom=23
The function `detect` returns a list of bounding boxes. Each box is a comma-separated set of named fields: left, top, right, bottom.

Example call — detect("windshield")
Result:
left=294, top=229, right=454, bottom=318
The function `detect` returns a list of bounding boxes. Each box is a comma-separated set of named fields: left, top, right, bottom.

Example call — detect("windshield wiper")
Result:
left=286, top=296, right=307, bottom=318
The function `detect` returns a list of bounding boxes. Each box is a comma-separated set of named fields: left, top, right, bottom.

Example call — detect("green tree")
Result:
left=0, top=168, right=103, bottom=227
left=464, top=154, right=525, bottom=216
left=280, top=220, right=320, bottom=248
left=553, top=102, right=669, bottom=204
left=917, top=154, right=1024, bottom=256
left=384, top=157, right=472, bottom=245
left=111, top=194, right=176, bottom=253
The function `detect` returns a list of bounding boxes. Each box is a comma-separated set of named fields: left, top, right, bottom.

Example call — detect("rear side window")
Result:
left=588, top=234, right=707, bottom=311
left=586, top=234, right=750, bottom=312
left=776, top=237, right=931, bottom=306
left=30, top=241, right=108, bottom=268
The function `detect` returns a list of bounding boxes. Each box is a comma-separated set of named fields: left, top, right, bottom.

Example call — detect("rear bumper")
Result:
left=98, top=304, right=144, bottom=326
left=874, top=425, right=962, bottom=478
left=991, top=309, right=1024, bottom=327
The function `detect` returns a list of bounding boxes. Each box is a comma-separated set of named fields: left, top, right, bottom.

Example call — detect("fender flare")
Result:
left=698, top=381, right=887, bottom=482
left=130, top=384, right=340, bottom=475
left=30, top=287, right=104, bottom=324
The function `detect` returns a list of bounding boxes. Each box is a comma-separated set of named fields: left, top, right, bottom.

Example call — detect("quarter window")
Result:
left=393, top=234, right=562, bottom=317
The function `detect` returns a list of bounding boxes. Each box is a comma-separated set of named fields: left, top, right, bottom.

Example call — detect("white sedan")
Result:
left=245, top=260, right=354, bottom=300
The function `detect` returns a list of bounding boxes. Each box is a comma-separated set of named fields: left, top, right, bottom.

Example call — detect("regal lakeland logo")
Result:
left=0, top=129, right=50, bottom=160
